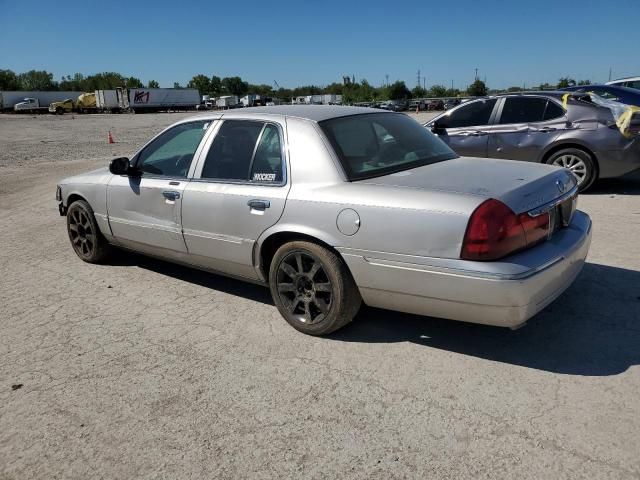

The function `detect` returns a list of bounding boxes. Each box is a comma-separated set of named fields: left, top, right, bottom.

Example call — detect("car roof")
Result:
left=184, top=105, right=386, bottom=123
left=606, top=76, right=640, bottom=84
left=560, top=84, right=639, bottom=94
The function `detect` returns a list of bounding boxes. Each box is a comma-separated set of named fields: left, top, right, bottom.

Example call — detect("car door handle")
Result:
left=459, top=130, right=487, bottom=136
left=162, top=190, right=181, bottom=200
left=247, top=199, right=270, bottom=210
left=536, top=127, right=557, bottom=133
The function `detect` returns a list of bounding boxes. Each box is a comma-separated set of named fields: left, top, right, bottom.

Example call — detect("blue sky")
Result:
left=1, top=0, right=639, bottom=90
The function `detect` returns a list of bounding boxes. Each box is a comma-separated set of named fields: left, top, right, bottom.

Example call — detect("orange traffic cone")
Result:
left=108, top=131, right=115, bottom=144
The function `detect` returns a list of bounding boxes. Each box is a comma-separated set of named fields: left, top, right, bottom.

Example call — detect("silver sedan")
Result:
left=56, top=106, right=591, bottom=335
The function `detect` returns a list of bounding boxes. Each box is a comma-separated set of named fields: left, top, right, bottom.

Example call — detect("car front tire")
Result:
left=545, top=148, right=596, bottom=192
left=269, top=241, right=361, bottom=336
left=66, top=200, right=112, bottom=263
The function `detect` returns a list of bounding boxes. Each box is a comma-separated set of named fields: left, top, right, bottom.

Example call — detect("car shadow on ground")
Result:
left=587, top=174, right=640, bottom=195
left=112, top=253, right=639, bottom=376
left=108, top=251, right=273, bottom=305
left=331, top=262, right=640, bottom=376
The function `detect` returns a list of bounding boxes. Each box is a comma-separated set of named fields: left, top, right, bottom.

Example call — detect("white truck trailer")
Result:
left=95, top=88, right=129, bottom=113
left=216, top=95, right=239, bottom=109
left=128, top=88, right=199, bottom=112
left=1, top=91, right=81, bottom=112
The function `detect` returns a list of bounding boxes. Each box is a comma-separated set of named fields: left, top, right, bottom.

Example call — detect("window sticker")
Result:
left=253, top=173, right=277, bottom=181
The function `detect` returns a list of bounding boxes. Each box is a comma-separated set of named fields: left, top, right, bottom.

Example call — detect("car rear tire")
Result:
left=269, top=241, right=361, bottom=336
left=66, top=200, right=112, bottom=263
left=545, top=148, right=596, bottom=192
left=56, top=107, right=63, bottom=115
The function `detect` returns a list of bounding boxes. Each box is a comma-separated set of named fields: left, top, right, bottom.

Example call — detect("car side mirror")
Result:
left=109, top=157, right=133, bottom=175
left=431, top=120, right=446, bottom=134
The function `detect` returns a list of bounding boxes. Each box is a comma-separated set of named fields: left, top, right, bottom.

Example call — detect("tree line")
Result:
left=0, top=69, right=150, bottom=92
left=0, top=68, right=593, bottom=103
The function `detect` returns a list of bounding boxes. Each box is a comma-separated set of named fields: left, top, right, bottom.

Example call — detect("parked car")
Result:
left=427, top=99, right=444, bottom=111
left=444, top=98, right=461, bottom=110
left=559, top=84, right=640, bottom=107
left=425, top=92, right=640, bottom=191
left=409, top=100, right=427, bottom=111
left=606, top=76, right=640, bottom=90
left=57, top=106, right=591, bottom=335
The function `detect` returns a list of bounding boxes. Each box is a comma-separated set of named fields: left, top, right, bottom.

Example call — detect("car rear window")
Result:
left=320, top=113, right=457, bottom=181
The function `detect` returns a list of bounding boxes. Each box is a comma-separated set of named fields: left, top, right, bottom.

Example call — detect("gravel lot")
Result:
left=1, top=111, right=639, bottom=479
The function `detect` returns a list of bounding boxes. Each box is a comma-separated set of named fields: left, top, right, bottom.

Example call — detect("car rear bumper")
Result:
left=596, top=143, right=640, bottom=178
left=338, top=210, right=592, bottom=328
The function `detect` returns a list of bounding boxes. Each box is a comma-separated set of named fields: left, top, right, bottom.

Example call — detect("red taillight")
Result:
left=461, top=199, right=550, bottom=261
left=518, top=210, right=550, bottom=247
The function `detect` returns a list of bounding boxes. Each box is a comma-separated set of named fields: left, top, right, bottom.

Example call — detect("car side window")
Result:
left=628, top=81, right=640, bottom=90
left=201, top=120, right=264, bottom=181
left=543, top=101, right=565, bottom=120
left=137, top=121, right=209, bottom=177
left=439, top=99, right=496, bottom=128
left=593, top=89, right=619, bottom=101
left=250, top=124, right=284, bottom=183
left=499, top=97, right=548, bottom=124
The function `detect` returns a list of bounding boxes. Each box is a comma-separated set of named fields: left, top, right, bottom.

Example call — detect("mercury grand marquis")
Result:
left=56, top=106, right=592, bottom=335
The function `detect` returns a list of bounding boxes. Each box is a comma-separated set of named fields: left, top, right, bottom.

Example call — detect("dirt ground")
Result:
left=1, top=111, right=639, bottom=479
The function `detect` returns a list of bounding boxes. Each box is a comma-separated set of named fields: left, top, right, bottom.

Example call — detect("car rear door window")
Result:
left=137, top=121, right=209, bottom=177
left=499, top=97, right=548, bottom=124
left=201, top=120, right=264, bottom=181
left=543, top=100, right=565, bottom=120
left=439, top=99, right=496, bottom=128
left=250, top=124, right=284, bottom=183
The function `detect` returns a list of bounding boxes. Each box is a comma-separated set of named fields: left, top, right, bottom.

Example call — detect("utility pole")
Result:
left=385, top=74, right=389, bottom=87
left=417, top=70, right=421, bottom=88
left=474, top=68, right=478, bottom=81
left=451, top=79, right=453, bottom=90
left=423, top=78, right=426, bottom=90
left=608, top=67, right=612, bottom=81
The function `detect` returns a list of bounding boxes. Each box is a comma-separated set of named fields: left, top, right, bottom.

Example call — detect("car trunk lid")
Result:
left=357, top=157, right=578, bottom=215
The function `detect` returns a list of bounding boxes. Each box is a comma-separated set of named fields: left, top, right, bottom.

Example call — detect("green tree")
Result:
left=429, top=84, right=447, bottom=97
left=557, top=77, right=576, bottom=88
left=147, top=80, right=160, bottom=88
left=126, top=77, right=143, bottom=88
left=412, top=86, right=427, bottom=98
left=325, top=82, right=344, bottom=95
left=385, top=80, right=411, bottom=100
left=276, top=87, right=292, bottom=103
left=247, top=83, right=274, bottom=96
left=222, top=76, right=249, bottom=96
left=18, top=70, right=56, bottom=90
left=173, top=82, right=182, bottom=89
left=210, top=76, right=223, bottom=96
left=507, top=86, right=522, bottom=92
left=467, top=79, right=487, bottom=96
left=538, top=82, right=554, bottom=91
left=577, top=79, right=591, bottom=86
left=59, top=73, right=86, bottom=91
left=0, top=69, right=21, bottom=90
left=82, top=72, right=126, bottom=90
left=188, top=74, right=211, bottom=94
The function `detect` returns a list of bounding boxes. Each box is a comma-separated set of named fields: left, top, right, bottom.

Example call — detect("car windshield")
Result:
left=319, top=113, right=457, bottom=181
